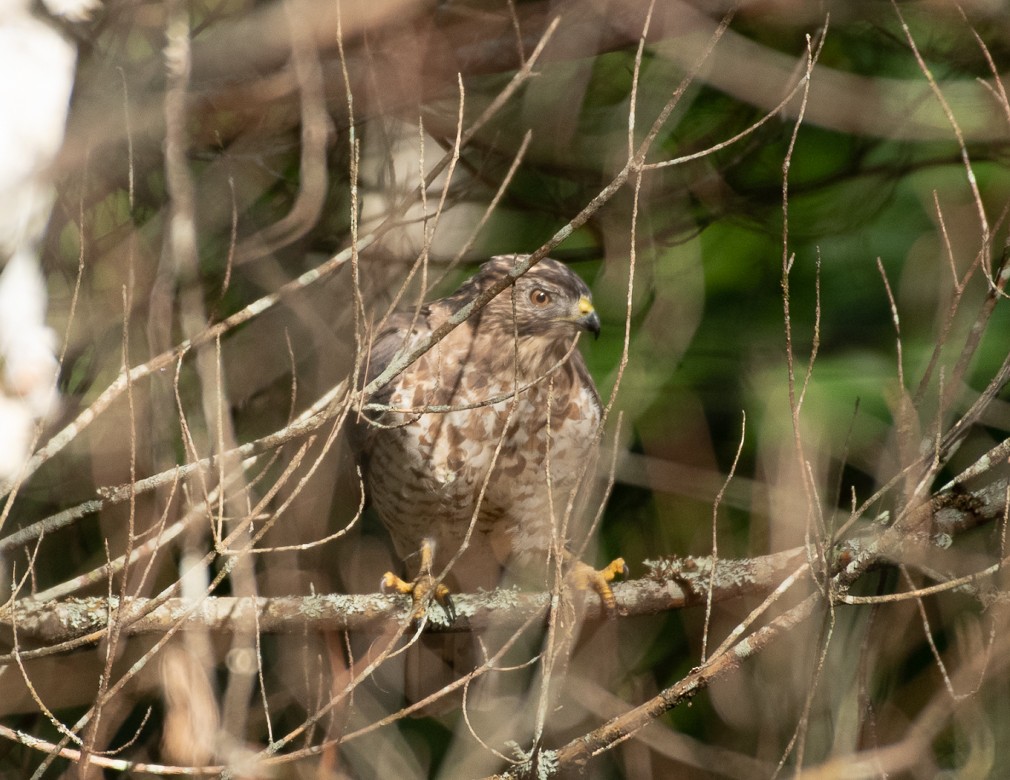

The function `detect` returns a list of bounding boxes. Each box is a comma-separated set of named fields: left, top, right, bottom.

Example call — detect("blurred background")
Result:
left=1, top=0, right=1010, bottom=776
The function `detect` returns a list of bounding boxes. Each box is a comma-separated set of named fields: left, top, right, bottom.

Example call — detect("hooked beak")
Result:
left=576, top=296, right=601, bottom=339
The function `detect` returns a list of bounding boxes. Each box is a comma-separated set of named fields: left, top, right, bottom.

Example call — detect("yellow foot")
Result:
left=380, top=571, right=453, bottom=620
left=380, top=538, right=454, bottom=621
left=566, top=557, right=629, bottom=613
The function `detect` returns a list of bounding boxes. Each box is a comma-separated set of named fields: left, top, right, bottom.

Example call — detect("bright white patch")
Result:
left=0, top=0, right=81, bottom=478
left=0, top=9, right=76, bottom=250
left=0, top=251, right=58, bottom=418
left=40, top=0, right=99, bottom=22
left=0, top=395, right=33, bottom=479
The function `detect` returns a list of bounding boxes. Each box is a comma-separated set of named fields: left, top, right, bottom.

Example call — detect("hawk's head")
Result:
left=457, top=255, right=601, bottom=342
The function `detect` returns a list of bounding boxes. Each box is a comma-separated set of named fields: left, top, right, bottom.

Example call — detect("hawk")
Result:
left=354, top=255, right=625, bottom=612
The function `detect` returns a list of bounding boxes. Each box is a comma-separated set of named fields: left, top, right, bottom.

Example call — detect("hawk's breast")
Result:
left=365, top=336, right=599, bottom=566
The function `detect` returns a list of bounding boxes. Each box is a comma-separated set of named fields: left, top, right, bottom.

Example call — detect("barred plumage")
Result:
left=354, top=255, right=602, bottom=594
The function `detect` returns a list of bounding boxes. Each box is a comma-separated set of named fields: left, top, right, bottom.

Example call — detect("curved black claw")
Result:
left=440, top=591, right=456, bottom=623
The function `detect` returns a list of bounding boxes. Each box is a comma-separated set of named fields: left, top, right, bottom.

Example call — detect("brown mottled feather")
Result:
left=353, top=255, right=602, bottom=593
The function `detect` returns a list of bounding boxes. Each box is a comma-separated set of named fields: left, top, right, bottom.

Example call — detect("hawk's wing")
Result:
left=359, top=260, right=488, bottom=385
left=359, top=304, right=434, bottom=406
left=347, top=301, right=446, bottom=474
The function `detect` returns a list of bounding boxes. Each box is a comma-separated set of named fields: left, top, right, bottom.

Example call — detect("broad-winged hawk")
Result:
left=354, top=255, right=623, bottom=609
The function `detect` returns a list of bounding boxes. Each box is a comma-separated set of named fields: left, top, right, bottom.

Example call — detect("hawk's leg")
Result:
left=565, top=556, right=629, bottom=613
left=381, top=538, right=455, bottom=621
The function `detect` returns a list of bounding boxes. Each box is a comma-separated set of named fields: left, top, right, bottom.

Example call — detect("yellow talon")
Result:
left=567, top=557, right=628, bottom=613
left=380, top=539, right=455, bottom=620
left=380, top=571, right=417, bottom=596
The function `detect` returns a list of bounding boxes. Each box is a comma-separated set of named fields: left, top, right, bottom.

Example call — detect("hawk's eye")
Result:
left=529, top=288, right=551, bottom=306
